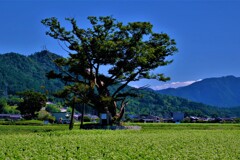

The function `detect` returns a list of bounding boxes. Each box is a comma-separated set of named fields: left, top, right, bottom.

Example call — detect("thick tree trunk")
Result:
left=98, top=101, right=126, bottom=125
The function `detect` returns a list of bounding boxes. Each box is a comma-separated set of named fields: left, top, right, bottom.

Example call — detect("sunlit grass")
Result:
left=0, top=123, right=240, bottom=159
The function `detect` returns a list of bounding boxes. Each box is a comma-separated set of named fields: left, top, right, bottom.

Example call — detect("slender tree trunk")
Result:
left=80, top=103, right=85, bottom=129
left=69, top=97, right=76, bottom=130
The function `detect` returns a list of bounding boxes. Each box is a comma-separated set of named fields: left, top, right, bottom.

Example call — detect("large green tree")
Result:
left=42, top=16, right=177, bottom=125
left=17, top=90, right=47, bottom=119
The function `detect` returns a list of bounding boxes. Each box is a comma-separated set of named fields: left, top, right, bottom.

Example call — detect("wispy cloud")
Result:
left=150, top=79, right=202, bottom=90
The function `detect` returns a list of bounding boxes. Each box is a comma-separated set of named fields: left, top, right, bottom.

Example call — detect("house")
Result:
left=51, top=112, right=71, bottom=124
left=124, top=114, right=161, bottom=123
left=163, top=118, right=174, bottom=123
left=172, top=112, right=184, bottom=123
left=0, top=114, right=22, bottom=120
left=216, top=117, right=234, bottom=123
left=190, top=116, right=199, bottom=122
left=138, top=115, right=160, bottom=123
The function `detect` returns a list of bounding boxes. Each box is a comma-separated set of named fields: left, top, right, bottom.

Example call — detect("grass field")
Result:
left=0, top=123, right=240, bottom=159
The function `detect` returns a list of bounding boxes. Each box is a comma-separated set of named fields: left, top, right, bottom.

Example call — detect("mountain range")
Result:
left=0, top=51, right=239, bottom=117
left=157, top=76, right=240, bottom=108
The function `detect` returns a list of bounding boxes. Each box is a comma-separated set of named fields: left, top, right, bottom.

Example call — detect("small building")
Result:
left=51, top=112, right=71, bottom=124
left=99, top=113, right=111, bottom=125
left=190, top=116, right=199, bottom=122
left=138, top=115, right=160, bottom=123
left=163, top=118, right=174, bottom=123
left=173, top=112, right=184, bottom=123
left=0, top=114, right=22, bottom=120
left=217, top=117, right=234, bottom=123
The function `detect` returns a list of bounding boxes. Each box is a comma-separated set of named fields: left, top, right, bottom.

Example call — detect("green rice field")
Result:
left=0, top=123, right=240, bottom=159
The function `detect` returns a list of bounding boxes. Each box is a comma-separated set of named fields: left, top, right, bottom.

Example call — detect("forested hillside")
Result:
left=0, top=51, right=239, bottom=117
left=0, top=50, right=63, bottom=96
left=126, top=89, right=236, bottom=117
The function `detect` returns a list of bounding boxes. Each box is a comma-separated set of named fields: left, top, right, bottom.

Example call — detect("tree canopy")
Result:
left=41, top=16, right=177, bottom=124
left=17, top=90, right=47, bottom=119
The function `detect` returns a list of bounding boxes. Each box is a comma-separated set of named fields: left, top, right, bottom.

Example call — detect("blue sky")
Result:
left=1, top=0, right=240, bottom=89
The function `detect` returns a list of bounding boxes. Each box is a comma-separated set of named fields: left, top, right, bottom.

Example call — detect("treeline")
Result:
left=125, top=89, right=240, bottom=118
left=1, top=88, right=238, bottom=119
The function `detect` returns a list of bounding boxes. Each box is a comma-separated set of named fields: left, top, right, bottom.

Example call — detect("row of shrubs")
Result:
left=0, top=120, right=44, bottom=125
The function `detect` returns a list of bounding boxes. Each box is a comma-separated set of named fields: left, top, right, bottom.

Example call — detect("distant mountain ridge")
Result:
left=158, top=76, right=240, bottom=107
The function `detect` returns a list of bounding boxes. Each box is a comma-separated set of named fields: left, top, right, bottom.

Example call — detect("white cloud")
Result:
left=131, top=85, right=140, bottom=89
left=150, top=79, right=202, bottom=90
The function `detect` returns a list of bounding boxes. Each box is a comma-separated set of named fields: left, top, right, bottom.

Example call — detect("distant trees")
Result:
left=17, top=91, right=47, bottom=119
left=37, top=110, right=55, bottom=123
left=0, top=98, right=7, bottom=113
left=45, top=104, right=61, bottom=113
left=0, top=98, right=20, bottom=114
left=41, top=16, right=178, bottom=126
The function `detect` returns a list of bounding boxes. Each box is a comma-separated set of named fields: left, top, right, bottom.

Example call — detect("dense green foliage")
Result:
left=158, top=75, right=240, bottom=107
left=0, top=98, right=7, bottom=113
left=41, top=16, right=177, bottom=124
left=17, top=91, right=47, bottom=119
left=126, top=89, right=236, bottom=117
left=0, top=51, right=63, bottom=96
left=45, top=104, right=61, bottom=113
left=0, top=98, right=20, bottom=114
left=37, top=110, right=55, bottom=122
left=0, top=124, right=240, bottom=159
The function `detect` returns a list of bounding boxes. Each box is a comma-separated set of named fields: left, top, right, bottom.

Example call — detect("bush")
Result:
left=83, top=116, right=91, bottom=122
left=37, top=110, right=55, bottom=123
left=2, top=105, right=20, bottom=114
left=182, top=117, right=191, bottom=123
left=48, top=116, right=56, bottom=123
left=38, top=110, right=51, bottom=120
left=45, top=104, right=60, bottom=113
left=0, top=98, right=7, bottom=113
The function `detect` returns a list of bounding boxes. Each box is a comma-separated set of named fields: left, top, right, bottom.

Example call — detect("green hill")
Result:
left=0, top=50, right=63, bottom=96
